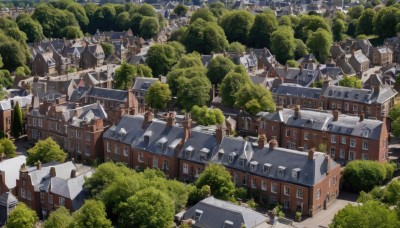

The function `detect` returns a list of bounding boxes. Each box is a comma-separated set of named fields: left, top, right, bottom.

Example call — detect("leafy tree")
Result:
left=43, top=207, right=73, bottom=228
left=93, top=5, right=117, bottom=32
left=11, top=101, right=23, bottom=139
left=118, top=187, right=174, bottom=228
left=145, top=81, right=171, bottom=110
left=279, top=15, right=292, bottom=27
left=169, top=26, right=187, bottom=42
left=374, top=7, right=400, bottom=38
left=167, top=67, right=207, bottom=95
left=389, top=103, right=400, bottom=120
left=139, top=16, right=159, bottom=39
left=146, top=44, right=180, bottom=76
left=248, top=13, right=278, bottom=48
left=174, top=4, right=188, bottom=17
left=177, top=76, right=212, bottom=110
left=191, top=106, right=225, bottom=126
left=66, top=2, right=89, bottom=32
left=114, top=62, right=136, bottom=90
left=209, top=2, right=226, bottom=19
left=295, top=15, right=331, bottom=41
left=116, top=12, right=130, bottom=31
left=392, top=117, right=400, bottom=137
left=129, top=13, right=144, bottom=34
left=195, top=163, right=235, bottom=201
left=100, top=42, right=115, bottom=55
left=294, top=39, right=309, bottom=59
left=332, top=18, right=347, bottom=41
left=339, top=75, right=362, bottom=88
left=137, top=4, right=156, bottom=17
left=173, top=52, right=204, bottom=69
left=6, top=203, right=38, bottom=228
left=5, top=28, right=27, bottom=43
left=270, top=26, right=296, bottom=63
left=27, top=137, right=66, bottom=166
left=331, top=201, right=400, bottom=228
left=306, top=28, right=333, bottom=63
left=220, top=69, right=251, bottom=107
left=383, top=180, right=400, bottom=204
left=61, top=26, right=83, bottom=39
left=227, top=42, right=246, bottom=53
left=356, top=8, right=376, bottom=35
left=135, top=64, right=153, bottom=78
left=17, top=18, right=44, bottom=43
left=0, top=138, right=16, bottom=158
left=286, top=60, right=300, bottom=68
left=343, top=160, right=388, bottom=192
left=234, top=83, right=276, bottom=115
left=167, top=41, right=185, bottom=59
left=190, top=8, right=216, bottom=24
left=220, top=10, right=255, bottom=44
left=346, top=19, right=358, bottom=37
left=72, top=200, right=112, bottom=228
left=207, top=56, right=236, bottom=85
left=0, top=36, right=28, bottom=71
left=348, top=5, right=364, bottom=20
left=182, top=19, right=228, bottom=54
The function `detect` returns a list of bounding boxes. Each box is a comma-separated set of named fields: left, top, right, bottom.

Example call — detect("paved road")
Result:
left=293, top=192, right=358, bottom=228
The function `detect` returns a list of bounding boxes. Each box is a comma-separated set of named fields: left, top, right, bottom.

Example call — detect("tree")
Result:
left=220, top=10, right=255, bottom=44
left=207, top=56, right=236, bottom=85
left=146, top=44, right=180, bottom=76
left=374, top=7, right=400, bottom=38
left=0, top=138, right=16, bottom=158
left=174, top=4, right=188, bottom=17
left=234, top=83, right=276, bottom=115
left=167, top=67, right=207, bottom=95
left=116, top=12, right=130, bottom=31
left=43, top=207, right=73, bottom=228
left=348, top=5, right=364, bottom=20
left=92, top=5, right=117, bottom=32
left=279, top=15, right=292, bottom=27
left=356, top=8, right=376, bottom=35
left=294, top=39, right=309, bottom=59
left=346, top=19, right=358, bottom=37
left=190, top=8, right=216, bottom=24
left=339, top=75, right=362, bottom=88
left=114, top=62, right=136, bottom=90
left=6, top=203, right=38, bottom=228
left=17, top=18, right=44, bottom=43
left=0, top=38, right=28, bottom=72
left=306, top=28, right=333, bottom=63
left=11, top=101, right=23, bottom=139
left=137, top=4, right=156, bottom=17
left=177, top=76, right=212, bottom=110
left=343, top=160, right=388, bottom=192
left=191, top=106, right=225, bottom=126
left=145, top=81, right=172, bottom=110
left=139, top=16, right=159, bottom=39
left=135, top=64, right=152, bottom=78
left=219, top=69, right=251, bottom=107
left=383, top=180, right=400, bottom=205
left=72, top=200, right=112, bottom=228
left=173, top=52, right=204, bottom=69
left=100, top=42, right=115, bottom=55
left=195, top=163, right=235, bottom=201
left=295, top=15, right=331, bottom=41
left=61, top=26, right=83, bottom=39
left=331, top=201, right=400, bottom=228
left=286, top=60, right=300, bottom=68
left=227, top=42, right=246, bottom=53
left=209, top=2, right=226, bottom=19
left=248, top=13, right=278, bottom=48
left=392, top=118, right=400, bottom=137
left=182, top=19, right=228, bottom=54
left=66, top=2, right=89, bottom=32
left=332, top=18, right=347, bottom=41
left=27, top=137, right=66, bottom=166
left=118, top=187, right=174, bottom=228
left=270, top=27, right=296, bottom=64
left=169, top=26, right=187, bottom=42
left=389, top=103, right=400, bottom=120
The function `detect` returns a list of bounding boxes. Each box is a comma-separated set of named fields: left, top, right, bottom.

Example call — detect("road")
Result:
left=293, top=192, right=358, bottom=228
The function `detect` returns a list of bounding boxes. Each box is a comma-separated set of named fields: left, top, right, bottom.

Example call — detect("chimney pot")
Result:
left=359, top=113, right=364, bottom=122
left=269, top=139, right=277, bottom=150
left=294, top=105, right=300, bottom=119
left=71, top=169, right=77, bottom=178
left=216, top=124, right=224, bottom=144
left=50, top=167, right=56, bottom=177
left=258, top=134, right=267, bottom=149
left=333, top=110, right=339, bottom=121
left=308, top=148, right=315, bottom=160
left=36, top=161, right=41, bottom=170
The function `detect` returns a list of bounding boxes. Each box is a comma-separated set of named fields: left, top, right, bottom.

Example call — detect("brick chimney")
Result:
left=276, top=106, right=283, bottom=112
left=216, top=124, right=224, bottom=144
left=183, top=112, right=192, bottom=140
left=36, top=161, right=41, bottom=170
left=142, top=109, right=154, bottom=129
left=269, top=139, right=277, bottom=150
left=50, top=167, right=56, bottom=177
left=166, top=111, right=176, bottom=127
left=332, top=110, right=339, bottom=121
left=70, top=169, right=77, bottom=178
left=258, top=134, right=267, bottom=149
left=294, top=105, right=300, bottom=119
left=20, top=163, right=28, bottom=173
left=308, top=148, right=315, bottom=160
left=325, top=154, right=330, bottom=174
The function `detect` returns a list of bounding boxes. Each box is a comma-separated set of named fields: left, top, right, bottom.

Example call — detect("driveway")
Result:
left=293, top=192, right=358, bottom=228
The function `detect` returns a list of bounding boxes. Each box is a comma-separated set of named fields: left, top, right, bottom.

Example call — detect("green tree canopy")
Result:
left=177, top=76, right=212, bottom=110
left=207, top=56, right=236, bottom=85
left=118, top=187, right=174, bottom=228
left=248, top=13, right=278, bottom=48
left=66, top=2, right=89, bottom=32
left=349, top=5, right=365, bottom=19
left=191, top=106, right=225, bottom=126
left=43, top=207, right=73, bottom=228
left=6, top=202, right=38, bottom=228
left=167, top=67, right=207, bottom=95
left=332, top=18, right=347, bottom=42
left=374, top=7, right=400, bottom=38
left=270, top=26, right=296, bottom=63
left=0, top=33, right=29, bottom=71
left=234, top=83, right=276, bottom=115
left=116, top=12, right=130, bottom=31
left=26, top=137, right=66, bottom=166
left=220, top=10, right=255, bottom=44
left=295, top=15, right=331, bottom=41
left=219, top=69, right=251, bottom=107
left=17, top=18, right=44, bottom=43
left=182, top=19, right=228, bottom=54
left=383, top=180, right=400, bottom=205
left=343, top=160, right=389, bottom=192
left=173, top=52, right=204, bottom=69
left=145, top=81, right=172, bottom=110
left=195, top=163, right=235, bottom=201
left=339, top=75, right=362, bottom=88
left=356, top=8, right=376, bottom=35
left=139, top=16, right=159, bottom=39
left=294, top=39, right=309, bottom=59
left=286, top=60, right=300, bottom=68
left=227, top=42, right=246, bottom=53
left=389, top=103, right=400, bottom=120
left=92, top=5, right=117, bottom=32
left=331, top=201, right=400, bottom=228
left=306, top=28, right=333, bottom=63
left=146, top=44, right=181, bottom=76
left=61, top=26, right=83, bottom=39
left=71, top=200, right=112, bottom=228
left=174, top=4, right=188, bottom=17
left=190, top=8, right=216, bottom=24
left=114, top=62, right=136, bottom=90
left=100, top=42, right=115, bottom=55
left=135, top=64, right=153, bottom=78
left=0, top=138, right=16, bottom=158
left=209, top=2, right=226, bottom=19
left=11, top=101, right=23, bottom=139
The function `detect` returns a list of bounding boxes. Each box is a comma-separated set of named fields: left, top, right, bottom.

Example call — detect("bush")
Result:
left=343, top=160, right=388, bottom=192
left=234, top=187, right=249, bottom=201
left=384, top=162, right=396, bottom=180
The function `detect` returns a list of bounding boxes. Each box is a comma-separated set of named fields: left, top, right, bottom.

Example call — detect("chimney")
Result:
left=322, top=78, right=331, bottom=90
left=216, top=124, right=224, bottom=144
left=50, top=167, right=56, bottom=177
left=269, top=139, right=277, bottom=150
left=359, top=112, right=364, bottom=122
left=166, top=111, right=176, bottom=127
left=183, top=112, right=192, bottom=140
left=325, top=154, right=330, bottom=174
left=36, top=161, right=41, bottom=170
left=275, top=105, right=283, bottom=112
left=70, top=169, right=77, bottom=178
left=20, top=163, right=28, bottom=173
left=142, top=109, right=154, bottom=129
left=308, top=148, right=315, bottom=160
left=284, top=64, right=288, bottom=72
left=258, top=134, right=267, bottom=149
left=294, top=105, right=300, bottom=119
left=332, top=110, right=339, bottom=121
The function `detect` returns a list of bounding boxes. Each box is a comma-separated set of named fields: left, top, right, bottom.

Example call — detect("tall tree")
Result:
left=294, top=39, right=309, bottom=59
left=343, top=160, right=388, bottom=192
left=270, top=26, right=296, bottom=64
left=72, top=200, right=112, bottom=228
left=219, top=69, right=251, bottom=107
left=248, top=13, right=278, bottom=48
left=43, top=207, right=73, bottom=228
left=295, top=15, right=330, bottom=41
left=146, top=44, right=180, bottom=76
left=191, top=106, right=225, bottom=126
left=114, top=62, right=136, bottom=90
left=206, top=56, right=236, bottom=85
left=306, top=28, right=333, bottom=63
left=6, top=203, right=38, bottom=228
left=61, top=26, right=83, bottom=39
left=356, top=8, right=376, bottom=35
left=177, top=76, right=212, bottom=111
left=190, top=8, right=216, bottom=24
left=332, top=18, right=347, bottom=41
left=145, top=81, right=172, bottom=110
left=220, top=10, right=255, bottom=44
left=173, top=4, right=188, bottom=17
left=374, top=7, right=400, bottom=38
left=234, top=83, right=276, bottom=115
left=17, top=18, right=44, bottom=43
left=139, top=16, right=159, bottom=39
left=26, top=137, right=67, bottom=166
left=11, top=101, right=23, bottom=139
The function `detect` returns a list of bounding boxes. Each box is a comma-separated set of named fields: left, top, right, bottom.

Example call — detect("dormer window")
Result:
left=277, top=166, right=286, bottom=177
left=228, top=152, right=236, bottom=163
left=250, top=161, right=258, bottom=172
left=199, top=148, right=210, bottom=161
left=223, top=220, right=234, bottom=228
left=238, top=158, right=245, bottom=167
left=185, top=146, right=194, bottom=158
left=263, top=163, right=272, bottom=173
left=156, top=137, right=168, bottom=153
left=194, top=209, right=203, bottom=220
left=292, top=168, right=301, bottom=180
left=143, top=131, right=152, bottom=146
left=362, top=129, right=369, bottom=137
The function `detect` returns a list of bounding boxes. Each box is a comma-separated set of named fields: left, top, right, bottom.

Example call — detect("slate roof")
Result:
left=0, top=156, right=26, bottom=189
left=211, top=137, right=252, bottom=172
left=183, top=196, right=269, bottom=228
left=323, top=85, right=397, bottom=104
left=351, top=50, right=369, bottom=64
left=85, top=87, right=128, bottom=102
left=0, top=95, right=32, bottom=111
left=69, top=86, right=89, bottom=102
left=103, top=115, right=148, bottom=146
left=132, top=77, right=159, bottom=92
left=272, top=83, right=321, bottom=100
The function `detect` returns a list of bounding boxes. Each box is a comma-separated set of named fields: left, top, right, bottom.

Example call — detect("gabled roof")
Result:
left=86, top=87, right=128, bottom=102
left=0, top=95, right=32, bottom=111
left=178, top=127, right=218, bottom=163
left=103, top=115, right=148, bottom=146
left=272, top=83, right=321, bottom=100
left=0, top=156, right=26, bottom=189
left=132, top=77, right=159, bottom=91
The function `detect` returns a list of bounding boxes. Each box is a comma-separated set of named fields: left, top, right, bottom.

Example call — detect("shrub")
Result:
left=343, top=160, right=387, bottom=192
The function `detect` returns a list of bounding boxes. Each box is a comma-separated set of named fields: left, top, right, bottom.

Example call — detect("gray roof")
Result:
left=272, top=83, right=321, bottom=100
left=69, top=86, right=89, bottom=102
left=183, top=196, right=268, bottom=228
left=0, top=156, right=27, bottom=189
left=351, top=50, right=369, bottom=64
left=323, top=85, right=397, bottom=104
left=0, top=95, right=32, bottom=111
left=85, top=87, right=128, bottom=102
left=0, top=192, right=18, bottom=207
left=103, top=115, right=148, bottom=146
left=211, top=137, right=252, bottom=172
left=132, top=77, right=159, bottom=92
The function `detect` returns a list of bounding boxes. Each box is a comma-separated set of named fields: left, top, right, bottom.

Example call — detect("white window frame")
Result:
left=138, top=152, right=144, bottom=163
left=331, top=135, right=336, bottom=144
left=251, top=179, right=257, bottom=189
left=284, top=186, right=290, bottom=196
left=271, top=183, right=277, bottom=193
left=316, top=189, right=321, bottom=199
left=59, top=197, right=65, bottom=206
left=341, top=136, right=346, bottom=144
left=123, top=147, right=128, bottom=157
left=350, top=139, right=356, bottom=148
left=183, top=163, right=188, bottom=174
left=107, top=142, right=111, bottom=153
left=304, top=132, right=309, bottom=140
left=261, top=180, right=267, bottom=191
left=48, top=194, right=53, bottom=204
left=362, top=140, right=368, bottom=150
left=32, top=118, right=37, bottom=126
left=296, top=188, right=303, bottom=199
left=349, top=151, right=355, bottom=160
left=340, top=148, right=345, bottom=158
